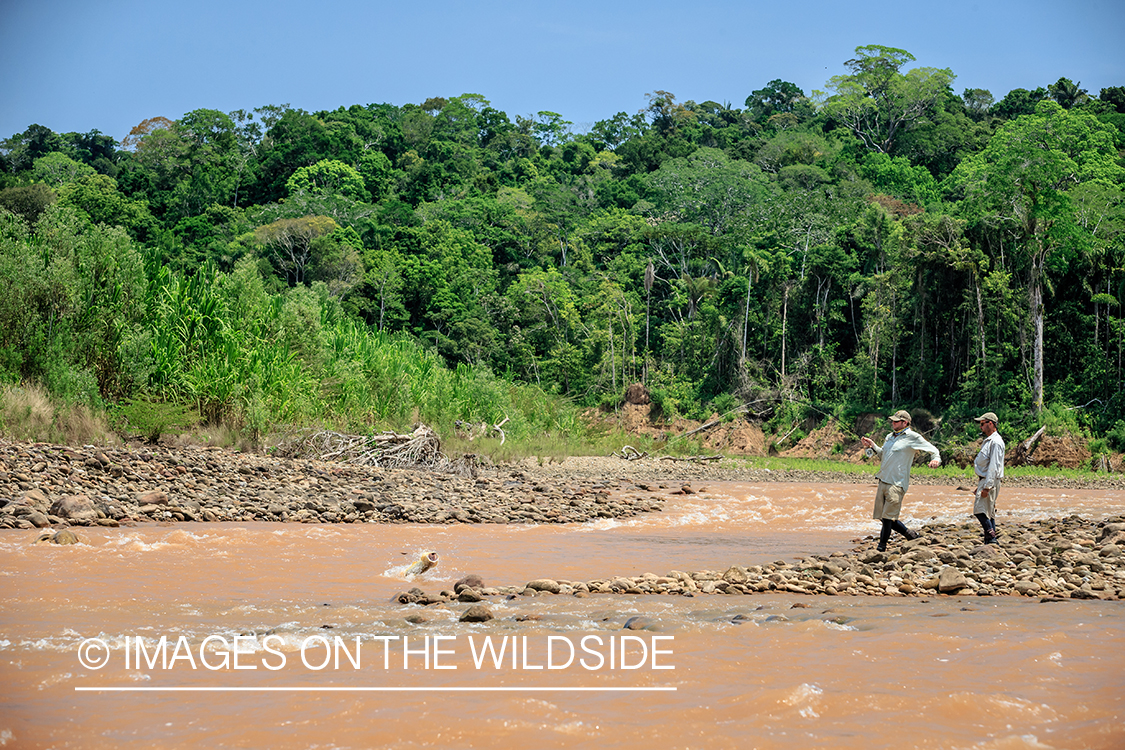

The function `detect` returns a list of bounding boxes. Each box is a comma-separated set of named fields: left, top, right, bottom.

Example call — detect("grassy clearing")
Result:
left=724, top=453, right=1118, bottom=481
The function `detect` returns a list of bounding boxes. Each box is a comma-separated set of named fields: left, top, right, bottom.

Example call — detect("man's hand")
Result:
left=861, top=437, right=875, bottom=449
left=928, top=459, right=940, bottom=469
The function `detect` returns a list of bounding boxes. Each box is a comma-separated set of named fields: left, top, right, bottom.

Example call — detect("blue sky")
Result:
left=2, top=0, right=1122, bottom=142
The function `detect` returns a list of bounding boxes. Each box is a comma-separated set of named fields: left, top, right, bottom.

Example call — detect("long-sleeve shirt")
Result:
left=872, top=428, right=941, bottom=491
left=974, top=431, right=1006, bottom=490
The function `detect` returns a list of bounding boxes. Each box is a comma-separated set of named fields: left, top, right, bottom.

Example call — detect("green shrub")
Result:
left=1107, top=420, right=1125, bottom=452
left=708, top=392, right=739, bottom=418
left=110, top=397, right=200, bottom=443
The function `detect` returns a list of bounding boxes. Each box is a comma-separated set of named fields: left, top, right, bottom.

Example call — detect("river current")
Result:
left=2, top=482, right=1123, bottom=749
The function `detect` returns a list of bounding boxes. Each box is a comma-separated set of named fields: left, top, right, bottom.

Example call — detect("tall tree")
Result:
left=254, top=215, right=340, bottom=285
left=745, top=79, right=813, bottom=123
left=1047, top=77, right=1090, bottom=109
left=820, top=45, right=955, bottom=154
left=950, top=100, right=1125, bottom=413
left=646, top=147, right=770, bottom=236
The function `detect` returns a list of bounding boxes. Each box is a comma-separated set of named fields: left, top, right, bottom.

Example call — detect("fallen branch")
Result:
left=612, top=445, right=649, bottom=460
left=775, top=422, right=800, bottom=446
left=666, top=405, right=751, bottom=443
left=1011, top=425, right=1047, bottom=466
left=656, top=454, right=724, bottom=464
left=677, top=419, right=724, bottom=439
left=271, top=423, right=476, bottom=476
left=455, top=416, right=510, bottom=445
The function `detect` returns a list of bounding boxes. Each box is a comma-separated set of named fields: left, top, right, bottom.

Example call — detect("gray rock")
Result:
left=526, top=579, right=561, bottom=594
left=1097, top=523, right=1125, bottom=542
left=17, top=488, right=51, bottom=512
left=454, top=574, right=485, bottom=593
left=137, top=490, right=170, bottom=506
left=459, top=605, right=494, bottom=622
left=722, top=565, right=750, bottom=584
left=25, top=510, right=51, bottom=528
left=49, top=494, right=98, bottom=523
left=33, top=529, right=82, bottom=545
left=1070, top=587, right=1100, bottom=600
left=938, top=566, right=969, bottom=594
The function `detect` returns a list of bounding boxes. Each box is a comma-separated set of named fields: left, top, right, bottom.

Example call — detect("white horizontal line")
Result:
left=76, top=686, right=677, bottom=692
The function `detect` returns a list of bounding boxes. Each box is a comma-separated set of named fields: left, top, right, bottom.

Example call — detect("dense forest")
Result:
left=2, top=45, right=1124, bottom=452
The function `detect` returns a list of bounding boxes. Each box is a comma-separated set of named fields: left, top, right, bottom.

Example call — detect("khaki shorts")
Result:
left=974, top=479, right=1001, bottom=518
left=873, top=480, right=905, bottom=520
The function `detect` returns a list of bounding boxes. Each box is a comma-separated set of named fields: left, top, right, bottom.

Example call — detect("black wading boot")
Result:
left=877, top=519, right=893, bottom=552
left=977, top=513, right=998, bottom=544
left=891, top=519, right=921, bottom=541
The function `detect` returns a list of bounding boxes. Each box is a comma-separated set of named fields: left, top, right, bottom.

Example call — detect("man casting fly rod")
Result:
left=860, top=410, right=942, bottom=552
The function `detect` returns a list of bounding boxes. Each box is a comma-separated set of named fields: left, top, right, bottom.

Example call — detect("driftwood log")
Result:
left=272, top=424, right=478, bottom=476
left=612, top=445, right=650, bottom=460
left=611, top=447, right=722, bottom=464
left=455, top=417, right=510, bottom=445
left=657, top=454, right=724, bottom=464
left=1011, top=425, right=1047, bottom=466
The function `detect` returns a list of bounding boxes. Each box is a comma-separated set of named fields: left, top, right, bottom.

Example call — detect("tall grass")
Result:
left=0, top=383, right=115, bottom=445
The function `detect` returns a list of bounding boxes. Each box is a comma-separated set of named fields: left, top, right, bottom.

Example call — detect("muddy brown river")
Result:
left=2, top=482, right=1123, bottom=749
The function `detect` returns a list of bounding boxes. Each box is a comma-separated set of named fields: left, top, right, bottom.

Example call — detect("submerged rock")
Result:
left=33, top=528, right=82, bottom=545
left=459, top=605, right=494, bottom=622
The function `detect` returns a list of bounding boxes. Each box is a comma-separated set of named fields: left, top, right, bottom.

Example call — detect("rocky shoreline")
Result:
left=403, top=516, right=1125, bottom=618
left=0, top=441, right=666, bottom=528
left=5, top=439, right=1124, bottom=604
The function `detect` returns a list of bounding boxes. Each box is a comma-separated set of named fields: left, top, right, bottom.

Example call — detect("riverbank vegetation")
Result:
left=2, top=46, right=1124, bottom=467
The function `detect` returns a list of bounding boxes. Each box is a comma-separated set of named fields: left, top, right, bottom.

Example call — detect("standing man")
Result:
left=972, top=412, right=1005, bottom=544
left=861, top=410, right=942, bottom=552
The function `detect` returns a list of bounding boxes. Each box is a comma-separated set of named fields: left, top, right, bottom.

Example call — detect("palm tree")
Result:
left=1048, top=77, right=1090, bottom=109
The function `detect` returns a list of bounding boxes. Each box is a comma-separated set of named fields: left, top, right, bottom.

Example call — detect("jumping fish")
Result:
left=405, top=551, right=438, bottom=576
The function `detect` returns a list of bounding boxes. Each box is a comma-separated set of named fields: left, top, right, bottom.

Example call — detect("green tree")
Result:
left=358, top=246, right=407, bottom=332
left=646, top=147, right=770, bottom=236
left=0, top=183, right=57, bottom=224
left=56, top=174, right=155, bottom=237
left=534, top=111, right=573, bottom=147
left=585, top=112, right=647, bottom=151
left=991, top=88, right=1047, bottom=120
left=1048, top=77, right=1090, bottom=109
left=961, top=88, right=994, bottom=121
left=253, top=215, right=340, bottom=285
left=506, top=265, right=582, bottom=379
left=286, top=159, right=368, bottom=201
left=32, top=152, right=96, bottom=186
left=641, top=91, right=695, bottom=137
left=397, top=220, right=498, bottom=363
left=1100, top=87, right=1125, bottom=114
left=1, top=124, right=71, bottom=172
left=820, top=45, right=955, bottom=154
left=745, top=79, right=813, bottom=123
left=950, top=100, right=1125, bottom=413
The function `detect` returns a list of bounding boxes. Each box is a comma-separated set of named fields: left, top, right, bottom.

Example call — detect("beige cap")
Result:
left=889, top=410, right=912, bottom=423
left=974, top=412, right=999, bottom=423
